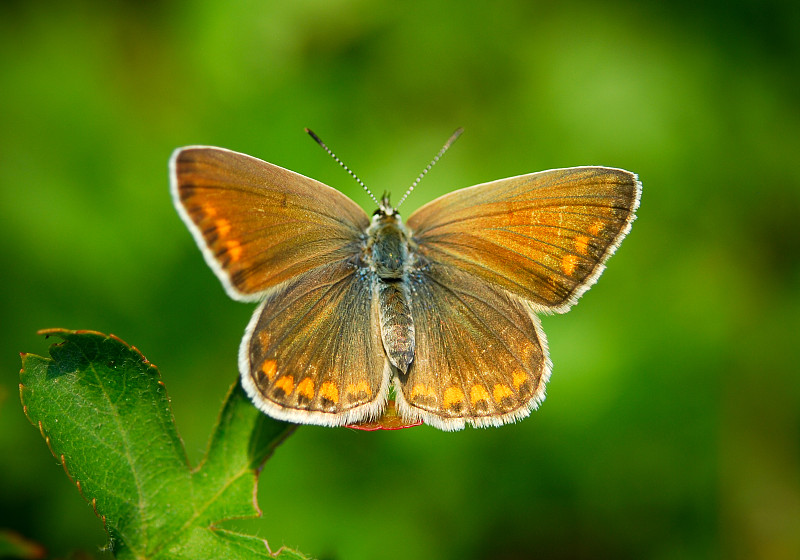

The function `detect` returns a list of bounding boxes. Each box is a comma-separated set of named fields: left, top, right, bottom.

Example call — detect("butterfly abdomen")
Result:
left=366, top=211, right=416, bottom=373
left=377, top=280, right=415, bottom=373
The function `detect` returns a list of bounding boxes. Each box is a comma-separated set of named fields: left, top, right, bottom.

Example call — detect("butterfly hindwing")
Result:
left=240, top=259, right=390, bottom=426
left=394, top=262, right=551, bottom=431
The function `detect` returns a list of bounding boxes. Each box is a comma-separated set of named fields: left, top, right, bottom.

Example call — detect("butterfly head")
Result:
left=369, top=193, right=405, bottom=234
left=376, top=192, right=397, bottom=217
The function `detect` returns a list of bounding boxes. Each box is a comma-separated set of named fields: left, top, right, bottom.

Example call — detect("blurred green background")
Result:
left=2, top=1, right=798, bottom=558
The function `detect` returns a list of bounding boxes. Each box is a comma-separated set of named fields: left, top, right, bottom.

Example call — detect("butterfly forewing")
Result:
left=170, top=147, right=370, bottom=300
left=407, top=167, right=641, bottom=313
left=395, top=262, right=550, bottom=430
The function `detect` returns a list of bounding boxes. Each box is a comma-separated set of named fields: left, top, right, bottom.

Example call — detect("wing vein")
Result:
left=420, top=272, right=532, bottom=371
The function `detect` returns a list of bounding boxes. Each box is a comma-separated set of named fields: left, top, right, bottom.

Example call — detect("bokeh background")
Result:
left=2, top=1, right=798, bottom=558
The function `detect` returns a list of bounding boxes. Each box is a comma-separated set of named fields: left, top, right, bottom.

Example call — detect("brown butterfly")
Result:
left=170, top=129, right=641, bottom=431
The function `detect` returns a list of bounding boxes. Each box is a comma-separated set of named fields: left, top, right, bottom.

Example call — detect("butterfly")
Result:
left=170, top=129, right=641, bottom=431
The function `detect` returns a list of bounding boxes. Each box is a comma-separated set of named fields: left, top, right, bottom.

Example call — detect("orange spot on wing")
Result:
left=320, top=382, right=339, bottom=403
left=470, top=385, right=491, bottom=405
left=226, top=240, right=242, bottom=262
left=493, top=384, right=513, bottom=403
left=215, top=218, right=231, bottom=237
left=297, top=377, right=315, bottom=400
left=589, top=220, right=604, bottom=236
left=261, top=359, right=277, bottom=381
left=575, top=235, right=589, bottom=255
left=512, top=371, right=528, bottom=391
left=274, top=375, right=294, bottom=395
left=443, top=386, right=465, bottom=410
left=203, top=204, right=217, bottom=218
left=410, top=383, right=435, bottom=401
left=561, top=254, right=578, bottom=276
left=346, top=380, right=372, bottom=397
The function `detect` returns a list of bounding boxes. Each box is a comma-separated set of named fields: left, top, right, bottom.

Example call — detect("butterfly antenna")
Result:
left=305, top=128, right=380, bottom=207
left=395, top=127, right=463, bottom=210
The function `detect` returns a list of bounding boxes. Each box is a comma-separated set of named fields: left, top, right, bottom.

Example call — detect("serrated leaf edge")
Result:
left=21, top=329, right=308, bottom=559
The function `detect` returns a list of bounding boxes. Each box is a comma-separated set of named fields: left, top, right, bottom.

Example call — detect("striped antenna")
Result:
left=305, top=128, right=379, bottom=207
left=395, top=127, right=463, bottom=210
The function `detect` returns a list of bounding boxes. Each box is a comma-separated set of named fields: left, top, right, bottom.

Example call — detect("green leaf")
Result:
left=20, top=329, right=309, bottom=560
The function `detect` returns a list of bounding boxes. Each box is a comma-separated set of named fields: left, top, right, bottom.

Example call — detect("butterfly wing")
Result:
left=406, top=166, right=641, bottom=313
left=395, top=262, right=550, bottom=431
left=172, top=146, right=387, bottom=425
left=240, top=260, right=389, bottom=426
left=170, top=146, right=370, bottom=301
left=397, top=166, right=640, bottom=429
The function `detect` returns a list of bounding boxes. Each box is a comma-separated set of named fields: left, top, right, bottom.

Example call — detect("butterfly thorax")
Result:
left=364, top=209, right=416, bottom=374
left=366, top=210, right=408, bottom=279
